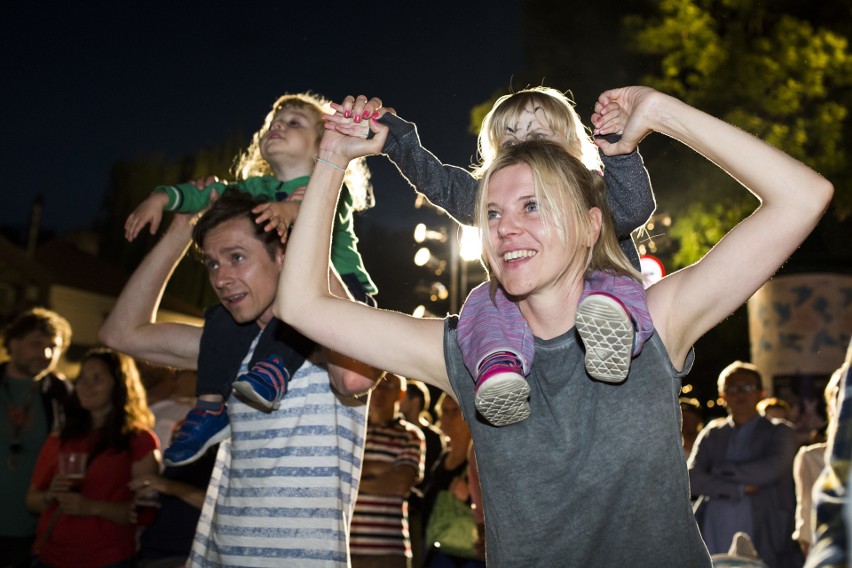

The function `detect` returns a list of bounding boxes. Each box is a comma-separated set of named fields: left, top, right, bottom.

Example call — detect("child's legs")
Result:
left=196, top=313, right=258, bottom=399
left=197, top=394, right=223, bottom=404
left=457, top=282, right=535, bottom=375
left=195, top=367, right=231, bottom=400
left=581, top=271, right=654, bottom=355
left=195, top=367, right=237, bottom=399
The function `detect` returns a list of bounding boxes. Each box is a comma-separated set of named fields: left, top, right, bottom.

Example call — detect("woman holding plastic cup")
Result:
left=26, top=348, right=159, bottom=568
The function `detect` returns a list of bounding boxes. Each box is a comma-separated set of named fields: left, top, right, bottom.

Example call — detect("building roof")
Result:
left=33, top=238, right=203, bottom=316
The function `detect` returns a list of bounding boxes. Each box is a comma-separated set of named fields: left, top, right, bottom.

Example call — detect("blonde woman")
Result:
left=277, top=86, right=832, bottom=566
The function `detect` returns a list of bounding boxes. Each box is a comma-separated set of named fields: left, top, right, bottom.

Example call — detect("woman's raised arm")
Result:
left=600, top=87, right=833, bottom=369
left=274, top=116, right=452, bottom=393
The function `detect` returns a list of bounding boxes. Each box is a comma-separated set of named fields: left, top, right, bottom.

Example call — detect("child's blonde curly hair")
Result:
left=234, top=92, right=374, bottom=211
left=474, top=86, right=602, bottom=179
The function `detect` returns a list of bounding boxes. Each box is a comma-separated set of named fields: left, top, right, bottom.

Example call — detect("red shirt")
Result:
left=31, top=430, right=158, bottom=568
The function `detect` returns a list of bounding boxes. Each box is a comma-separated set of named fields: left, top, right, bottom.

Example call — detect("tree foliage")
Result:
left=510, top=0, right=852, bottom=397
left=623, top=0, right=852, bottom=265
left=509, top=0, right=851, bottom=270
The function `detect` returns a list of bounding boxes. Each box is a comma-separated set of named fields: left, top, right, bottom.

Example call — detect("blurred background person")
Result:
left=399, top=380, right=447, bottom=492
left=0, top=308, right=72, bottom=568
left=681, top=397, right=705, bottom=459
left=793, top=365, right=843, bottom=560
left=25, top=348, right=159, bottom=568
left=804, top=339, right=851, bottom=568
left=758, top=397, right=792, bottom=422
left=689, top=361, right=801, bottom=568
left=350, top=373, right=425, bottom=568
left=399, top=379, right=447, bottom=567
left=130, top=440, right=217, bottom=568
left=136, top=362, right=195, bottom=451
left=422, top=393, right=485, bottom=568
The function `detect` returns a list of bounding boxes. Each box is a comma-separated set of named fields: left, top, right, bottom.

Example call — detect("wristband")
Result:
left=315, top=157, right=346, bottom=173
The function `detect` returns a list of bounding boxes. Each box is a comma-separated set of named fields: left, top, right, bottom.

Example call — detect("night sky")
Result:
left=2, top=1, right=523, bottom=238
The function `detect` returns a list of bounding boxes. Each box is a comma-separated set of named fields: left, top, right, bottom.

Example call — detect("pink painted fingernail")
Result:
left=344, top=110, right=351, bottom=118
left=354, top=115, right=362, bottom=123
left=372, top=111, right=380, bottom=118
left=362, top=110, right=370, bottom=118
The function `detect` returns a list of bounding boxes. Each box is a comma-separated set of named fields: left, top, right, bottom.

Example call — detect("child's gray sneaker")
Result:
left=575, top=293, right=634, bottom=383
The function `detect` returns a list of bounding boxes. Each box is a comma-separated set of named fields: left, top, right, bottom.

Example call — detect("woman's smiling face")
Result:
left=75, top=358, right=115, bottom=415
left=484, top=163, right=576, bottom=299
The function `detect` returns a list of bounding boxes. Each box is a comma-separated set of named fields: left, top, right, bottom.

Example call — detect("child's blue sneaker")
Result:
left=232, top=355, right=290, bottom=411
left=474, top=350, right=530, bottom=427
left=163, top=402, right=230, bottom=467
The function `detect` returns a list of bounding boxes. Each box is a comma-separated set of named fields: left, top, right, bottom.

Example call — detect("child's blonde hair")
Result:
left=474, top=87, right=602, bottom=178
left=234, top=92, right=374, bottom=211
left=475, top=141, right=640, bottom=290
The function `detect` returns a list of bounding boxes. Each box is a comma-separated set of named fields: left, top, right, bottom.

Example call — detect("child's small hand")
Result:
left=320, top=113, right=388, bottom=164
left=593, top=86, right=661, bottom=156
left=326, top=95, right=395, bottom=140
left=125, top=193, right=169, bottom=241
left=253, top=201, right=300, bottom=244
left=592, top=99, right=626, bottom=137
left=288, top=187, right=306, bottom=202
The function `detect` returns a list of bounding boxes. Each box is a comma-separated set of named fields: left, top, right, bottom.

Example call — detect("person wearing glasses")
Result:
left=689, top=361, right=801, bottom=568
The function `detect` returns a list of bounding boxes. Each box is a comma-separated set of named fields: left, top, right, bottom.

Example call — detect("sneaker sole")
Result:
left=475, top=374, right=531, bottom=427
left=163, top=423, right=231, bottom=467
left=576, top=294, right=633, bottom=383
left=233, top=380, right=280, bottom=411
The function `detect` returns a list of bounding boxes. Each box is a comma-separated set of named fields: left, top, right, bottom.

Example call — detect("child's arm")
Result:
left=125, top=192, right=169, bottom=241
left=327, top=98, right=479, bottom=226
left=591, top=97, right=656, bottom=269
left=379, top=113, right=479, bottom=226
left=125, top=179, right=228, bottom=242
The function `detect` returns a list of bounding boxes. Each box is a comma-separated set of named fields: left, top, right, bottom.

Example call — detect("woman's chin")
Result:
left=499, top=282, right=531, bottom=301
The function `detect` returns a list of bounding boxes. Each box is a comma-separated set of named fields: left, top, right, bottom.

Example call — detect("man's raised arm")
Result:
left=100, top=214, right=203, bottom=369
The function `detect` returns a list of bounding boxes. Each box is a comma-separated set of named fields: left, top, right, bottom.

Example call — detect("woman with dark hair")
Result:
left=26, top=348, right=159, bottom=568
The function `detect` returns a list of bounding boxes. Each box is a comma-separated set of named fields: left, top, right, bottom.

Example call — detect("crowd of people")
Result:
left=0, top=82, right=844, bottom=568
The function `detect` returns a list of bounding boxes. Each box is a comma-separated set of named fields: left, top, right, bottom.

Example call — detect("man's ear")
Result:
left=586, top=207, right=603, bottom=247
